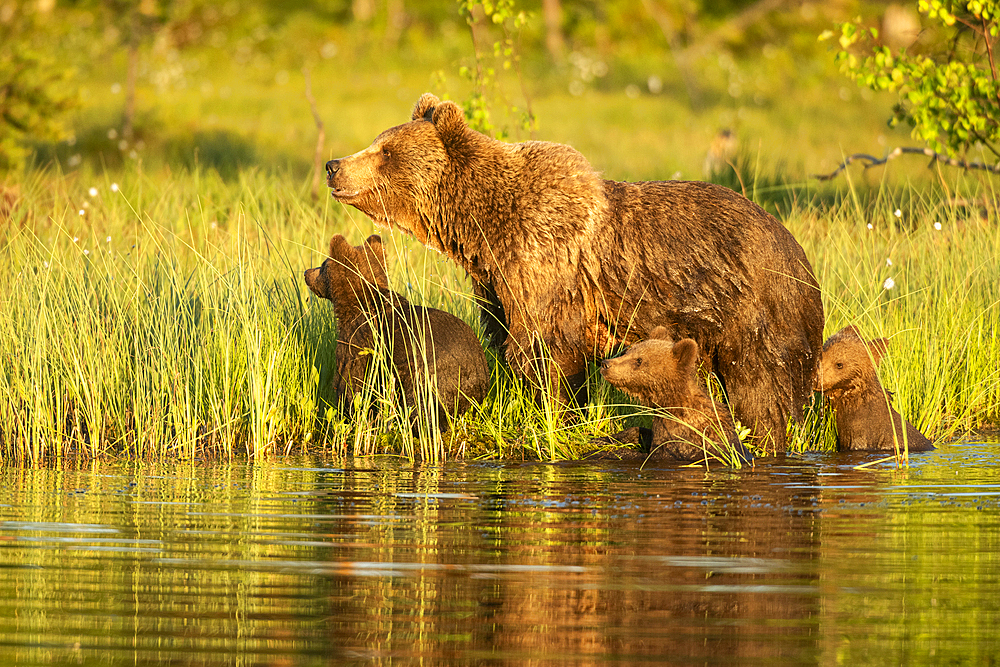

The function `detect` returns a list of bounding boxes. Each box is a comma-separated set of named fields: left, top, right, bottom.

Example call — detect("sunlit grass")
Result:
left=2, top=158, right=998, bottom=463
left=788, top=174, right=1000, bottom=452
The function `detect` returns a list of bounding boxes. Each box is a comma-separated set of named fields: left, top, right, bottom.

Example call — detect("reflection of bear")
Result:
left=325, top=93, right=824, bottom=449
left=814, top=326, right=933, bottom=452
left=598, top=327, right=753, bottom=465
left=304, top=234, right=489, bottom=430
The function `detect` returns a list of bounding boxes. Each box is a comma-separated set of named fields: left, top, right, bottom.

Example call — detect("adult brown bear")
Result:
left=325, top=93, right=824, bottom=449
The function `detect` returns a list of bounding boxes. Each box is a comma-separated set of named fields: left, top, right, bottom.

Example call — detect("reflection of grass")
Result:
left=2, top=162, right=998, bottom=462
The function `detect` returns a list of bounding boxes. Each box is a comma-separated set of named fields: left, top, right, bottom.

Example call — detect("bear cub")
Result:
left=597, top=327, right=752, bottom=465
left=304, top=234, right=489, bottom=431
left=814, top=326, right=933, bottom=453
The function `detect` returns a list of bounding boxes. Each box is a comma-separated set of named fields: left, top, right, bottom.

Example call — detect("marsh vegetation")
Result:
left=2, top=0, right=999, bottom=463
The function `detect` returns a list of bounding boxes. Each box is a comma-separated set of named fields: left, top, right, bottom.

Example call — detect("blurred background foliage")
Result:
left=1, top=0, right=963, bottom=186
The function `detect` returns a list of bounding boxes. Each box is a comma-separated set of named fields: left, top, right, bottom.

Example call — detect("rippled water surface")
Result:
left=1, top=442, right=999, bottom=665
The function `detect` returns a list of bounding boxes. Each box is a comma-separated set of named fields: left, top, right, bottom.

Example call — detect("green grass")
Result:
left=798, top=176, right=1000, bottom=446
left=3, top=18, right=999, bottom=463
left=2, top=159, right=998, bottom=464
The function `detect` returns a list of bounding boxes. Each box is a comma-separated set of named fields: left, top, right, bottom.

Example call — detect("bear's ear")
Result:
left=648, top=325, right=671, bottom=340
left=867, top=337, right=890, bottom=367
left=412, top=93, right=441, bottom=122
left=360, top=235, right=389, bottom=287
left=363, top=235, right=387, bottom=271
left=431, top=101, right=467, bottom=139
left=839, top=325, right=862, bottom=341
left=672, top=338, right=699, bottom=374
left=328, top=234, right=353, bottom=260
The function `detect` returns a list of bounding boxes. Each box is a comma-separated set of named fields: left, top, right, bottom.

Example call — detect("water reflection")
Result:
left=0, top=444, right=997, bottom=665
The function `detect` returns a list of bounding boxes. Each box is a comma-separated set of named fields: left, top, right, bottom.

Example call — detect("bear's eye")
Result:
left=634, top=358, right=642, bottom=368
left=835, top=362, right=844, bottom=369
left=381, top=147, right=391, bottom=158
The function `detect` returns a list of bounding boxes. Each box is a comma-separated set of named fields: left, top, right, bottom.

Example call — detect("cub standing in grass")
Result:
left=814, top=326, right=934, bottom=452
left=597, top=327, right=753, bottom=465
left=304, top=234, right=489, bottom=432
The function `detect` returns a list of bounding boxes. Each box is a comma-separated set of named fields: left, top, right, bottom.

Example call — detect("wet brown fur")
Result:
left=325, top=93, right=824, bottom=449
left=304, top=234, right=489, bottom=430
left=598, top=327, right=752, bottom=463
left=814, top=326, right=934, bottom=452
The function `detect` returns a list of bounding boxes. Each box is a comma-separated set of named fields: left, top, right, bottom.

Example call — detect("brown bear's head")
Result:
left=324, top=93, right=469, bottom=248
left=304, top=234, right=389, bottom=317
left=813, top=325, right=888, bottom=397
left=600, top=326, right=701, bottom=405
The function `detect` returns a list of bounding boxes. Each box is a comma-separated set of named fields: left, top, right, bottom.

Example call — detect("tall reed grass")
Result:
left=1, top=165, right=998, bottom=463
left=790, top=175, right=1000, bottom=448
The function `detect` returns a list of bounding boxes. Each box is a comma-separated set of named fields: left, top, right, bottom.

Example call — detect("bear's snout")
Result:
left=812, top=370, right=823, bottom=392
left=325, top=159, right=340, bottom=183
left=303, top=267, right=321, bottom=295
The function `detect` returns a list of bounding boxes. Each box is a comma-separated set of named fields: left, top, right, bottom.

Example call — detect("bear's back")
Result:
left=337, top=299, right=489, bottom=425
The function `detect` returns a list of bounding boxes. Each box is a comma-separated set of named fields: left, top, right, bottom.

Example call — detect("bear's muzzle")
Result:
left=325, top=159, right=340, bottom=185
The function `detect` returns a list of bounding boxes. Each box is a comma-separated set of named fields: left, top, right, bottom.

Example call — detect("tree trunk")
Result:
left=123, top=12, right=139, bottom=140
left=542, top=0, right=565, bottom=63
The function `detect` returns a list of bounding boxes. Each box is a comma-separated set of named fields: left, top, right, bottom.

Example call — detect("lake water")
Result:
left=1, top=442, right=998, bottom=666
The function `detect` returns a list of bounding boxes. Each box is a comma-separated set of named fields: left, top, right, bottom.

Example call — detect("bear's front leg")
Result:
left=503, top=328, right=589, bottom=412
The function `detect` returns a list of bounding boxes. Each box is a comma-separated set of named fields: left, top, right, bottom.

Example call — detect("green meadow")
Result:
left=2, top=2, right=999, bottom=463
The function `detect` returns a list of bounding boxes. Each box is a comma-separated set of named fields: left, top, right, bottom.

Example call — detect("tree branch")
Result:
left=812, top=146, right=1000, bottom=180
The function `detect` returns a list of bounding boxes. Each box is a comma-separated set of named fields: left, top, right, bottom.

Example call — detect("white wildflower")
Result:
left=886, top=258, right=893, bottom=267
left=867, top=222, right=874, bottom=230
left=894, top=208, right=902, bottom=218
left=111, top=183, right=119, bottom=192
left=83, top=249, right=90, bottom=256
left=88, top=187, right=98, bottom=197
left=883, top=277, right=895, bottom=290
left=934, top=221, right=942, bottom=231
left=78, top=209, right=85, bottom=216
left=73, top=237, right=79, bottom=243
left=106, top=236, right=111, bottom=243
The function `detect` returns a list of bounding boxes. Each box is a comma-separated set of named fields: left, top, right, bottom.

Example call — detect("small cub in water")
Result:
left=597, top=327, right=752, bottom=465
left=815, top=326, right=933, bottom=452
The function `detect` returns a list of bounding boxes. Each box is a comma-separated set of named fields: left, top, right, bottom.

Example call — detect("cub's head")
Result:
left=325, top=93, right=469, bottom=246
left=600, top=327, right=700, bottom=402
left=814, top=325, right=888, bottom=395
left=304, top=234, right=388, bottom=314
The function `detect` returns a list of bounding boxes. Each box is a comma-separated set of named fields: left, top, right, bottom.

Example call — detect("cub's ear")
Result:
left=648, top=325, right=671, bottom=340
left=360, top=235, right=389, bottom=287
left=839, top=325, right=863, bottom=341
left=363, top=235, right=387, bottom=270
left=412, top=93, right=441, bottom=122
left=328, top=234, right=353, bottom=260
left=867, top=337, right=890, bottom=367
left=431, top=101, right=467, bottom=139
left=672, top=338, right=699, bottom=374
